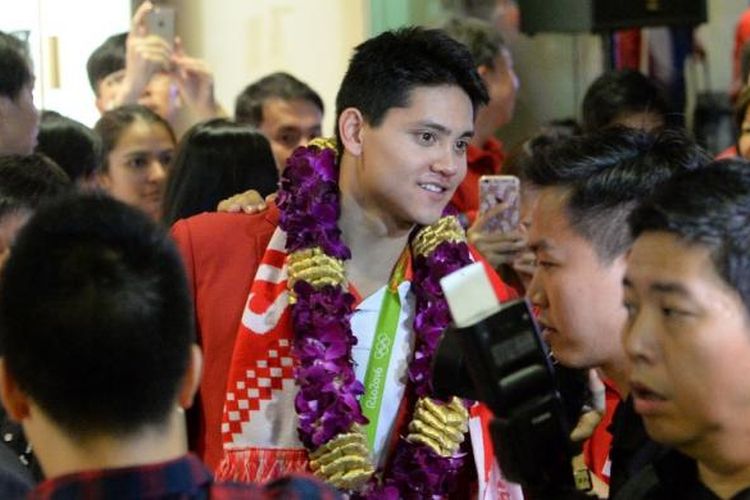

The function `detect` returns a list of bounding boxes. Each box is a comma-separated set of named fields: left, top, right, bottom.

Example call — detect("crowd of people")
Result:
left=2, top=1, right=750, bottom=498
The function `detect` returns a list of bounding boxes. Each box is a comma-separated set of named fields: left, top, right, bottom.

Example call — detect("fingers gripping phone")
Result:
left=146, top=5, right=176, bottom=47
left=478, top=175, right=521, bottom=233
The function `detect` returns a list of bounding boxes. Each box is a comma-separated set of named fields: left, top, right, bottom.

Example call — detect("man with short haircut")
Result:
left=442, top=16, right=519, bottom=224
left=622, top=159, right=750, bottom=498
left=0, top=31, right=39, bottom=156
left=87, top=1, right=222, bottom=135
left=526, top=128, right=710, bottom=494
left=234, top=72, right=323, bottom=172
left=174, top=26, right=519, bottom=497
left=0, top=194, right=339, bottom=499
left=582, top=69, right=670, bottom=134
left=0, top=154, right=71, bottom=267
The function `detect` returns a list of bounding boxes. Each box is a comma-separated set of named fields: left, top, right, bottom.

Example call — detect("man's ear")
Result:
left=95, top=169, right=112, bottom=191
left=477, top=64, right=491, bottom=81
left=0, top=359, right=31, bottom=422
left=338, top=107, right=365, bottom=157
left=177, top=344, right=203, bottom=410
left=95, top=96, right=107, bottom=114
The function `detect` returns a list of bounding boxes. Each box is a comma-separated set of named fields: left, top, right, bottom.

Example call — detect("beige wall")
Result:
left=170, top=0, right=368, bottom=136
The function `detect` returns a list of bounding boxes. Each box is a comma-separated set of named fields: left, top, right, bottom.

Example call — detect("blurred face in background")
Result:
left=258, top=97, right=322, bottom=172
left=0, top=81, right=39, bottom=156
left=97, top=118, right=174, bottom=221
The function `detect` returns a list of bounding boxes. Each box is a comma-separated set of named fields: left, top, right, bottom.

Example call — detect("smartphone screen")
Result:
left=478, top=175, right=521, bottom=233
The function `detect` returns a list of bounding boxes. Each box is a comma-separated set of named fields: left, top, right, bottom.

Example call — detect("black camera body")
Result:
left=433, top=299, right=588, bottom=496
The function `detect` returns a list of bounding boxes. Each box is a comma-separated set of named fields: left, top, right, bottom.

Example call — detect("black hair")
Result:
left=582, top=70, right=671, bottom=133
left=630, top=159, right=750, bottom=313
left=502, top=120, right=581, bottom=182
left=441, top=16, right=507, bottom=69
left=528, top=127, right=711, bottom=263
left=234, top=72, right=324, bottom=127
left=0, top=31, right=33, bottom=100
left=0, top=154, right=71, bottom=221
left=86, top=33, right=127, bottom=94
left=335, top=26, right=489, bottom=149
left=0, top=193, right=194, bottom=439
left=94, top=104, right=176, bottom=173
left=35, top=110, right=102, bottom=183
left=162, top=118, right=279, bottom=226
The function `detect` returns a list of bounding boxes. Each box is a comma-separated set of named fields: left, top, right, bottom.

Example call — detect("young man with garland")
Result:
left=171, top=27, right=519, bottom=498
left=622, top=159, right=750, bottom=499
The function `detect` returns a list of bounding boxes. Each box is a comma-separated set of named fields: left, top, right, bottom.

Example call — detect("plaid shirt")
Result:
left=29, top=454, right=341, bottom=500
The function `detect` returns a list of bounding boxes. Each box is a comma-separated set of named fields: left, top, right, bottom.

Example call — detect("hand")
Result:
left=171, top=37, right=223, bottom=120
left=467, top=203, right=527, bottom=268
left=569, top=369, right=607, bottom=443
left=217, top=190, right=275, bottom=214
left=115, top=1, right=173, bottom=106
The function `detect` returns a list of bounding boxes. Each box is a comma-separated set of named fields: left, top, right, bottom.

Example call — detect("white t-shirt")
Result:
left=351, top=280, right=415, bottom=466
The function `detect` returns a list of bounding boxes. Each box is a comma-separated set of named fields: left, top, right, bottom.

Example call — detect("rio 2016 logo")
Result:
left=373, top=334, right=391, bottom=360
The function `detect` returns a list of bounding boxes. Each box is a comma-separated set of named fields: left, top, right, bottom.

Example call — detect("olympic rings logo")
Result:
left=373, top=334, right=391, bottom=360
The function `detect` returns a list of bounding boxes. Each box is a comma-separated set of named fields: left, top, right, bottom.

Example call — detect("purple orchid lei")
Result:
left=278, top=143, right=474, bottom=498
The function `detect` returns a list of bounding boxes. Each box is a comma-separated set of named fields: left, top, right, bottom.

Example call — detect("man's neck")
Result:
left=598, top=358, right=630, bottom=399
left=698, top=458, right=750, bottom=499
left=338, top=190, right=412, bottom=299
left=28, top=407, right=188, bottom=479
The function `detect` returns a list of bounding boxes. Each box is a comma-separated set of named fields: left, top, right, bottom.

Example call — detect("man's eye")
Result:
left=623, top=300, right=638, bottom=317
left=278, top=131, right=302, bottom=148
left=416, top=132, right=436, bottom=145
left=661, top=306, right=688, bottom=319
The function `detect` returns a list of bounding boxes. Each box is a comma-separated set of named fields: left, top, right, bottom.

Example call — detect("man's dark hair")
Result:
left=0, top=31, right=32, bottom=100
left=0, top=193, right=194, bottom=439
left=630, top=159, right=750, bottom=312
left=0, top=154, right=71, bottom=221
left=527, top=127, right=711, bottom=263
left=441, top=16, right=507, bottom=69
left=35, top=111, right=102, bottom=183
left=234, top=72, right=324, bottom=127
left=335, top=26, right=489, bottom=149
left=162, top=118, right=278, bottom=226
left=86, top=33, right=127, bottom=94
left=582, top=70, right=671, bottom=133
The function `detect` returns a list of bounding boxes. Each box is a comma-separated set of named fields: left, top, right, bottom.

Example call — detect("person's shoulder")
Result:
left=171, top=204, right=280, bottom=243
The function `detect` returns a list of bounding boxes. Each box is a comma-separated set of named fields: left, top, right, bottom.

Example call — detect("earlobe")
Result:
left=0, top=359, right=31, bottom=422
left=177, top=344, right=203, bottom=410
left=338, top=107, right=365, bottom=156
left=94, top=96, right=107, bottom=114
left=477, top=64, right=491, bottom=80
left=95, top=171, right=111, bottom=191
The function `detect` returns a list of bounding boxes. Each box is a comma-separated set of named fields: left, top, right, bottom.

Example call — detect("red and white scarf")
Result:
left=216, top=226, right=523, bottom=499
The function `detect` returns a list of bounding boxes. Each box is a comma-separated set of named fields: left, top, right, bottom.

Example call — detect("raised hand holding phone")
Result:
left=478, top=175, right=521, bottom=233
left=468, top=175, right=526, bottom=268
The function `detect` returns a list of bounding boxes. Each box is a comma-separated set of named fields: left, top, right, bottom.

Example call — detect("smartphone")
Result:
left=146, top=5, right=176, bottom=47
left=478, top=175, right=521, bottom=233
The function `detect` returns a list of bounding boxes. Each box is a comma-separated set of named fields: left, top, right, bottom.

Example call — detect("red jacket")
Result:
left=171, top=207, right=280, bottom=470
